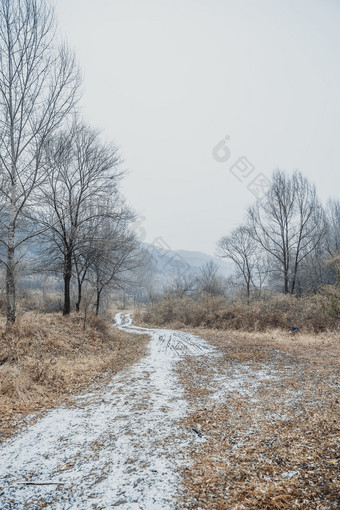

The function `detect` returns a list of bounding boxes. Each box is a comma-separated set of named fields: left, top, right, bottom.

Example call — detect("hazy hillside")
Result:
left=143, top=243, right=233, bottom=286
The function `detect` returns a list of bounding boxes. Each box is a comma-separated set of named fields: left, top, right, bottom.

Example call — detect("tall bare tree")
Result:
left=38, top=120, right=122, bottom=315
left=0, top=0, right=80, bottom=323
left=217, top=225, right=258, bottom=301
left=248, top=170, right=326, bottom=294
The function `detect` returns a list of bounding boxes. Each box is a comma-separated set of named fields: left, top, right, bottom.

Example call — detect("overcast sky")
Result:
left=55, top=0, right=340, bottom=255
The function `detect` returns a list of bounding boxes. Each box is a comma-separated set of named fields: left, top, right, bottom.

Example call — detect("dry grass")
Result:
left=0, top=311, right=149, bottom=442
left=141, top=288, right=340, bottom=333
left=178, top=328, right=340, bottom=509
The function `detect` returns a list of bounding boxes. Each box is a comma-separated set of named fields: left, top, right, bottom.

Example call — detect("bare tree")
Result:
left=196, top=261, right=225, bottom=297
left=38, top=120, right=122, bottom=315
left=88, top=211, right=142, bottom=316
left=294, top=199, right=340, bottom=293
left=295, top=246, right=333, bottom=294
left=72, top=213, right=103, bottom=312
left=164, top=271, right=198, bottom=298
left=73, top=239, right=96, bottom=313
left=217, top=225, right=258, bottom=301
left=248, top=170, right=326, bottom=294
left=72, top=199, right=138, bottom=313
left=325, top=199, right=340, bottom=257
left=0, top=0, right=80, bottom=323
left=119, top=248, right=156, bottom=307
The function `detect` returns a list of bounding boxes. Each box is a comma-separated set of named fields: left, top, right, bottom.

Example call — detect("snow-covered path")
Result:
left=0, top=314, right=213, bottom=509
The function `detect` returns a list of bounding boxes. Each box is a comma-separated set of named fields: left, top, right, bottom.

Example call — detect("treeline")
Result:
left=146, top=169, right=340, bottom=303
left=0, top=0, right=144, bottom=325
left=218, top=169, right=340, bottom=299
left=140, top=170, right=340, bottom=331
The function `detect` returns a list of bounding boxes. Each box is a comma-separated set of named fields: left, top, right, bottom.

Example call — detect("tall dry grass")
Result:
left=0, top=311, right=149, bottom=440
left=140, top=286, right=340, bottom=333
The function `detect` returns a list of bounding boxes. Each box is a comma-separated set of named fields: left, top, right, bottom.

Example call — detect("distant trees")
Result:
left=87, top=208, right=142, bottom=315
left=218, top=169, right=332, bottom=298
left=325, top=199, right=340, bottom=257
left=196, top=261, right=226, bottom=296
left=153, top=261, right=226, bottom=301
left=0, top=0, right=80, bottom=324
left=288, top=198, right=340, bottom=294
left=164, top=272, right=198, bottom=298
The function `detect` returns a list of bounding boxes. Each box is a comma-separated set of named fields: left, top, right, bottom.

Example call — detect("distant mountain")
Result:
left=173, top=249, right=233, bottom=277
left=143, top=242, right=233, bottom=287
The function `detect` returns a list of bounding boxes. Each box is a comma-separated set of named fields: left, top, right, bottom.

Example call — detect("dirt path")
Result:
left=0, top=314, right=214, bottom=509
left=1, top=317, right=337, bottom=509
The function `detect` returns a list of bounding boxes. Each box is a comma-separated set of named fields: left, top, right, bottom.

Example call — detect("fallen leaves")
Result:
left=179, top=328, right=340, bottom=509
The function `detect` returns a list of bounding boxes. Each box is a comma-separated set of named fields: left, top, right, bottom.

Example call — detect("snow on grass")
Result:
left=0, top=314, right=294, bottom=509
left=0, top=314, right=214, bottom=509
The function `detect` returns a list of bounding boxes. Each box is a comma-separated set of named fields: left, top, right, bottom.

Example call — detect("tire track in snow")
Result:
left=0, top=314, right=214, bottom=509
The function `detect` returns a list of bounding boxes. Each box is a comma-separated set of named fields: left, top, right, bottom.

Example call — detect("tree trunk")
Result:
left=6, top=187, right=16, bottom=325
left=290, top=277, right=296, bottom=295
left=95, top=289, right=101, bottom=316
left=290, top=258, right=299, bottom=295
left=75, top=279, right=82, bottom=312
left=6, top=246, right=16, bottom=325
left=284, top=266, right=289, bottom=294
left=63, top=250, right=72, bottom=315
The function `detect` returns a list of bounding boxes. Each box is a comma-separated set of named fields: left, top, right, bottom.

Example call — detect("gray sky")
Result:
left=56, top=0, right=340, bottom=255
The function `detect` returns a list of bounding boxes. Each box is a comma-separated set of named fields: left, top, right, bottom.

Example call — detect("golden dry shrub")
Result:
left=0, top=365, right=33, bottom=400
left=142, top=289, right=340, bottom=332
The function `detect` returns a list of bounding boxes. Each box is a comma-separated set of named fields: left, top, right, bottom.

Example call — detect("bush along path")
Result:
left=0, top=314, right=214, bottom=509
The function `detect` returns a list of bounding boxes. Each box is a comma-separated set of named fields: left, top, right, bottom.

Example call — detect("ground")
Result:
left=0, top=312, right=149, bottom=442
left=0, top=316, right=339, bottom=509
left=179, top=328, right=339, bottom=509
